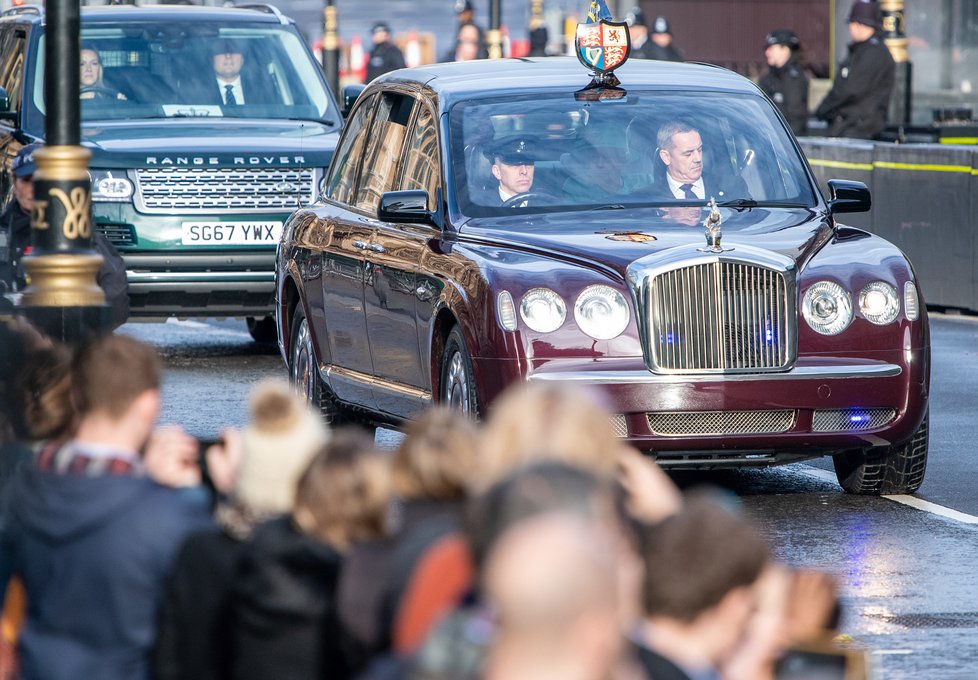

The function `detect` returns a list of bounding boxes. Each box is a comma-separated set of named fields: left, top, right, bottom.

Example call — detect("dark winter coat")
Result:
left=645, top=41, right=683, bottom=62
left=228, top=516, right=349, bottom=680
left=0, top=202, right=31, bottom=294
left=815, top=35, right=895, bottom=139
left=366, top=41, right=406, bottom=82
left=154, top=527, right=245, bottom=680
left=759, top=55, right=810, bottom=136
left=0, top=462, right=213, bottom=680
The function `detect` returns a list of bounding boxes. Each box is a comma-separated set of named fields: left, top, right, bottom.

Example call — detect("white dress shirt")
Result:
left=667, top=174, right=705, bottom=199
left=217, top=77, right=244, bottom=104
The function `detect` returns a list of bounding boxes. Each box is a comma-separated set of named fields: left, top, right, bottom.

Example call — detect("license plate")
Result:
left=181, top=221, right=283, bottom=245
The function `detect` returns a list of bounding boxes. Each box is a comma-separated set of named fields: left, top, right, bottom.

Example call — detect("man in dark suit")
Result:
left=203, top=39, right=277, bottom=106
left=655, top=120, right=749, bottom=201
left=632, top=492, right=771, bottom=680
left=486, top=136, right=537, bottom=207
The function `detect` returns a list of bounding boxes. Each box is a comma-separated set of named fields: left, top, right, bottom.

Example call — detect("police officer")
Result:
left=646, top=16, right=683, bottom=62
left=815, top=0, right=895, bottom=139
left=624, top=8, right=655, bottom=60
left=366, top=21, right=405, bottom=82
left=759, top=29, right=809, bottom=136
left=0, top=143, right=39, bottom=296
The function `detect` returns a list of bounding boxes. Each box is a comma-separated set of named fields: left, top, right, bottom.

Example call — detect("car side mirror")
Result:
left=827, top=179, right=871, bottom=214
left=378, top=190, right=438, bottom=226
left=341, top=84, right=366, bottom=119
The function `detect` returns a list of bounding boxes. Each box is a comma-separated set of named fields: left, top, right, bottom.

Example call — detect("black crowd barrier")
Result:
left=800, top=138, right=978, bottom=312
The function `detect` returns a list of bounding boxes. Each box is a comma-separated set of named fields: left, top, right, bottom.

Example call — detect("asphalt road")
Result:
left=121, top=311, right=978, bottom=679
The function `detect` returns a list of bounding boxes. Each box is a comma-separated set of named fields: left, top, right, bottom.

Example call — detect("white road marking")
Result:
left=798, top=464, right=978, bottom=525
left=872, top=650, right=913, bottom=655
left=883, top=495, right=978, bottom=524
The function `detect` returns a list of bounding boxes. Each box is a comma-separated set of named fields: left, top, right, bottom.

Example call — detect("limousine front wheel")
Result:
left=441, top=326, right=479, bottom=418
left=833, top=410, right=929, bottom=495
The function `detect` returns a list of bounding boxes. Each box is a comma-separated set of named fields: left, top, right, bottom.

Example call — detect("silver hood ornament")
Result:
left=697, top=197, right=733, bottom=253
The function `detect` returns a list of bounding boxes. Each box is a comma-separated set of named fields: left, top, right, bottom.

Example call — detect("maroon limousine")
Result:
left=274, top=54, right=930, bottom=495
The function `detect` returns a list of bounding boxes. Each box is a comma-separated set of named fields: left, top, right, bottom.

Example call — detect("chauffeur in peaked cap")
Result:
left=760, top=29, right=809, bottom=136
left=487, top=137, right=538, bottom=207
left=815, top=0, right=894, bottom=139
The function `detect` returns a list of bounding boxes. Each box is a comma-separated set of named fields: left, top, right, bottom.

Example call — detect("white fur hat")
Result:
left=235, top=379, right=329, bottom=515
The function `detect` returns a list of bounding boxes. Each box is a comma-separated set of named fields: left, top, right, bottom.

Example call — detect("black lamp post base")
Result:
left=22, top=304, right=111, bottom=346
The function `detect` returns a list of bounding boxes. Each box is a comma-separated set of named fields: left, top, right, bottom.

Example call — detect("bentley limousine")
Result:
left=274, top=53, right=930, bottom=495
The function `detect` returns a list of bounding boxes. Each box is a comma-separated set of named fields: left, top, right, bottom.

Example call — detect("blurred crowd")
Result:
left=0, top=318, right=857, bottom=680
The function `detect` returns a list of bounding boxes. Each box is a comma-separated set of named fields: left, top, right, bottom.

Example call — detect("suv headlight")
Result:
left=574, top=285, right=629, bottom=340
left=859, top=281, right=900, bottom=325
left=520, top=288, right=566, bottom=333
left=803, top=281, right=852, bottom=335
left=89, top=170, right=133, bottom=202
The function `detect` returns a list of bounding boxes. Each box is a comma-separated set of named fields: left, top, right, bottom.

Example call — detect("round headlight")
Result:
left=520, top=288, right=566, bottom=333
left=803, top=281, right=852, bottom=335
left=574, top=285, right=629, bottom=340
left=859, top=281, right=900, bottom=325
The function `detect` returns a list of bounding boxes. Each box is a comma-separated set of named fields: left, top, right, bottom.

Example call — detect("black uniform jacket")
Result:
left=367, top=41, right=406, bottom=82
left=759, top=56, right=809, bottom=136
left=815, top=35, right=895, bottom=140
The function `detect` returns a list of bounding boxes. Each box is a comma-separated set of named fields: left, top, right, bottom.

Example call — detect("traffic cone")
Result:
left=404, top=30, right=422, bottom=68
left=350, top=35, right=366, bottom=83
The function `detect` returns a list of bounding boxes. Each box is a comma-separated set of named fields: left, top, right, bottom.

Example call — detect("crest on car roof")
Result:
left=576, top=0, right=630, bottom=79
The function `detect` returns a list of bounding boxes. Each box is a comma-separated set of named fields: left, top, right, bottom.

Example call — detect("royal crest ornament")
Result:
left=697, top=198, right=733, bottom=253
left=576, top=19, right=631, bottom=76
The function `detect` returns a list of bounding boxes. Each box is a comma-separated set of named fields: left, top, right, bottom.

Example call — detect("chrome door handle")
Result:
left=352, top=240, right=369, bottom=250
left=367, top=243, right=386, bottom=253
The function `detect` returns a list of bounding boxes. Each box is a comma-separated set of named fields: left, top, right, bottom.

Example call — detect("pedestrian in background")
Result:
left=228, top=427, right=390, bottom=680
left=815, top=0, right=895, bottom=139
left=0, top=334, right=213, bottom=680
left=366, top=21, right=405, bottom=82
left=624, top=7, right=656, bottom=60
left=154, top=379, right=328, bottom=680
left=527, top=25, right=549, bottom=57
left=647, top=16, right=683, bottom=62
left=759, top=29, right=809, bottom=136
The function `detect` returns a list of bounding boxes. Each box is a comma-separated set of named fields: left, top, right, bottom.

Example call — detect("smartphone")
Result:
left=775, top=643, right=872, bottom=680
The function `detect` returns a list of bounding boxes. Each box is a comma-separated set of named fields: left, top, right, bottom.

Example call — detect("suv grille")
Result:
left=134, top=167, right=315, bottom=213
left=647, top=261, right=793, bottom=372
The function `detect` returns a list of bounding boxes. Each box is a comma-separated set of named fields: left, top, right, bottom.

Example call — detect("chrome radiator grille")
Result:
left=135, top=167, right=315, bottom=213
left=647, top=261, right=793, bottom=372
left=647, top=410, right=796, bottom=436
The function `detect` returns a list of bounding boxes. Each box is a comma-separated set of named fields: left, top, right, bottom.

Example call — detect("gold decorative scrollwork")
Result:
left=49, top=186, right=91, bottom=239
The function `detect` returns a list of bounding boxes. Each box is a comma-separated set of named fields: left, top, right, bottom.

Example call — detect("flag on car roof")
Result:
left=586, top=0, right=612, bottom=23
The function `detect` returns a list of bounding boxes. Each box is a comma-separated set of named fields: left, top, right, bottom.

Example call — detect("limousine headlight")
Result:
left=803, top=281, right=852, bottom=335
left=520, top=288, right=566, bottom=333
left=575, top=285, right=629, bottom=340
left=859, top=281, right=900, bottom=325
left=89, top=170, right=133, bottom=202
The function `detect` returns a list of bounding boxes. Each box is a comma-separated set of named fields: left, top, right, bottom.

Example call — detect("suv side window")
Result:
left=354, top=91, right=414, bottom=214
left=397, top=103, right=439, bottom=210
left=325, top=93, right=377, bottom=205
left=0, top=29, right=27, bottom=117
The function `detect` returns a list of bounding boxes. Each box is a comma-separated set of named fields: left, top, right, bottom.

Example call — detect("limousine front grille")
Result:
left=646, top=261, right=794, bottom=372
left=134, top=167, right=316, bottom=214
left=647, top=410, right=797, bottom=436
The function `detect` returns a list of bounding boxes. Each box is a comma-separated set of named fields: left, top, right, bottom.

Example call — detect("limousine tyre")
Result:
left=290, top=308, right=345, bottom=425
left=833, top=410, right=929, bottom=495
left=440, top=325, right=479, bottom=417
left=247, top=316, right=277, bottom=343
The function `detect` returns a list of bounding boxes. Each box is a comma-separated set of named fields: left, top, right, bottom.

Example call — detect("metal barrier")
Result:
left=800, top=138, right=978, bottom=312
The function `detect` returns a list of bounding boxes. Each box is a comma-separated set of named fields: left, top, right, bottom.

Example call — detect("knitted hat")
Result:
left=847, top=0, right=882, bottom=28
left=235, top=379, right=329, bottom=516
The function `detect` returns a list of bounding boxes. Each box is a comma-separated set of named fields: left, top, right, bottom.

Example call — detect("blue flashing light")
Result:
left=850, top=414, right=867, bottom=423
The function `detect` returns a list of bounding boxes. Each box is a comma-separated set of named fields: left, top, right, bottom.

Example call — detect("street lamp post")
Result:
left=21, top=0, right=106, bottom=343
left=487, top=0, right=502, bottom=59
left=882, top=0, right=912, bottom=124
left=322, top=0, right=340, bottom=98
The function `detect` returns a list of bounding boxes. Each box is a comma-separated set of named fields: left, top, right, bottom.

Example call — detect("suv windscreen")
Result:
left=29, top=20, right=335, bottom=129
left=449, top=91, right=818, bottom=216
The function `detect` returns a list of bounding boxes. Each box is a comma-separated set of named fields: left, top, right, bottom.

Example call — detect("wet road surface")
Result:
left=121, top=312, right=978, bottom=679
